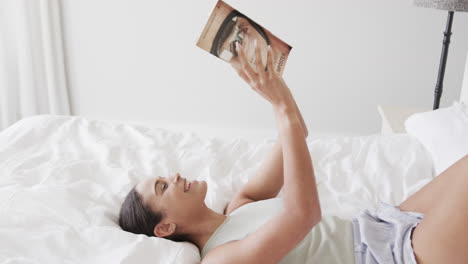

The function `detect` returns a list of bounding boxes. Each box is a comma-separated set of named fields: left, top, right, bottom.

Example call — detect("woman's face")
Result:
left=135, top=173, right=208, bottom=222
left=220, top=16, right=268, bottom=71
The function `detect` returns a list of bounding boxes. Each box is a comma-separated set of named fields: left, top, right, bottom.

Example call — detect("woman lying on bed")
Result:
left=119, top=41, right=468, bottom=264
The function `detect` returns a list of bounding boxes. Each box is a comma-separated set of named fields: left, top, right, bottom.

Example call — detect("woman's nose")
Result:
left=173, top=173, right=180, bottom=183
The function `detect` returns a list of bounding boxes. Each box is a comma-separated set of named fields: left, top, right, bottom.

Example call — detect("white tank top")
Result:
left=201, top=198, right=355, bottom=264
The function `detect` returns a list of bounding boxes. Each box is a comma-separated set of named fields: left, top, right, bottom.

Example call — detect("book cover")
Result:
left=196, top=0, right=292, bottom=76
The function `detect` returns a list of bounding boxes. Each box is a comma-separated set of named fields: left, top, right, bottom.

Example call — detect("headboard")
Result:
left=461, top=52, right=468, bottom=105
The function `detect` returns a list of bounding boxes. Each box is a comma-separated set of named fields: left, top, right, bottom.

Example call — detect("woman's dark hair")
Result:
left=118, top=186, right=190, bottom=242
left=119, top=186, right=164, bottom=237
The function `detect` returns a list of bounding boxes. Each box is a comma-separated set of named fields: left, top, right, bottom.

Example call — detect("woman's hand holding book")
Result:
left=230, top=40, right=295, bottom=113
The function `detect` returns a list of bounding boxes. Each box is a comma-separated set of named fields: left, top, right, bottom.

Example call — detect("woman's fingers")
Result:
left=254, top=40, right=266, bottom=81
left=230, top=59, right=252, bottom=84
left=266, top=45, right=275, bottom=78
left=236, top=42, right=257, bottom=82
left=238, top=70, right=252, bottom=84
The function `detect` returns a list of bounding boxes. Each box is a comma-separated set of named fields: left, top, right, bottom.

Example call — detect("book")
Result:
left=196, top=0, right=292, bottom=76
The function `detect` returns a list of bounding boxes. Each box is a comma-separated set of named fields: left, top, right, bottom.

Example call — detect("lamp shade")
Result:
left=414, top=0, right=468, bottom=11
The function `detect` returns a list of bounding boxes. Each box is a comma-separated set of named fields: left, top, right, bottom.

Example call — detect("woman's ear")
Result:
left=154, top=222, right=176, bottom=238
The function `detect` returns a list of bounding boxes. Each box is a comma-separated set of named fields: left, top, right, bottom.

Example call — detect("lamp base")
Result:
left=433, top=11, right=454, bottom=110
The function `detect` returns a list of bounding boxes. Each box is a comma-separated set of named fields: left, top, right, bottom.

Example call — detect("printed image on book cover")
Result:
left=197, top=0, right=292, bottom=76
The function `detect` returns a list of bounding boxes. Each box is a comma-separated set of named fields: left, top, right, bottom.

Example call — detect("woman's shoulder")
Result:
left=224, top=195, right=283, bottom=215
left=203, top=197, right=284, bottom=257
left=201, top=196, right=321, bottom=264
left=226, top=197, right=283, bottom=216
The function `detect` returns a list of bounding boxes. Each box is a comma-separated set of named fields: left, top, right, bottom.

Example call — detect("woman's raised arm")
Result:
left=230, top=40, right=320, bottom=221
left=202, top=40, right=321, bottom=264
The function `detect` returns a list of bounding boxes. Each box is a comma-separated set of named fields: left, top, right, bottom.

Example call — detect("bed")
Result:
left=0, top=62, right=467, bottom=264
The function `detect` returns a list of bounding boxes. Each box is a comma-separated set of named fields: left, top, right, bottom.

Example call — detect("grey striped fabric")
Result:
left=414, top=0, right=468, bottom=11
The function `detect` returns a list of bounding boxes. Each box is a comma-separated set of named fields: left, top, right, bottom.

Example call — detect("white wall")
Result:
left=462, top=53, right=468, bottom=105
left=60, top=0, right=468, bottom=136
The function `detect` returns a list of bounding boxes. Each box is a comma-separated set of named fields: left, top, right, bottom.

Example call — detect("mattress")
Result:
left=0, top=115, right=435, bottom=263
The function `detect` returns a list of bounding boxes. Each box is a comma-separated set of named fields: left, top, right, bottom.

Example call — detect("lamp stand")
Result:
left=433, top=11, right=454, bottom=110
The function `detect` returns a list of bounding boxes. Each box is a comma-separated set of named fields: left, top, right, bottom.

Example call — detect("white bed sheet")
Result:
left=0, top=115, right=435, bottom=263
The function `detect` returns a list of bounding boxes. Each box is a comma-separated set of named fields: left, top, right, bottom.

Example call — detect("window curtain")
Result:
left=0, top=0, right=71, bottom=131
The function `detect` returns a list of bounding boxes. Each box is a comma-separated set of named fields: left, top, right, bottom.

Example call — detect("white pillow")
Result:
left=404, top=101, right=468, bottom=175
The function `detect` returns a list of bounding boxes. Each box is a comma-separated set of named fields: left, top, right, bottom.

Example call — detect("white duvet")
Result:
left=0, top=115, right=435, bottom=264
